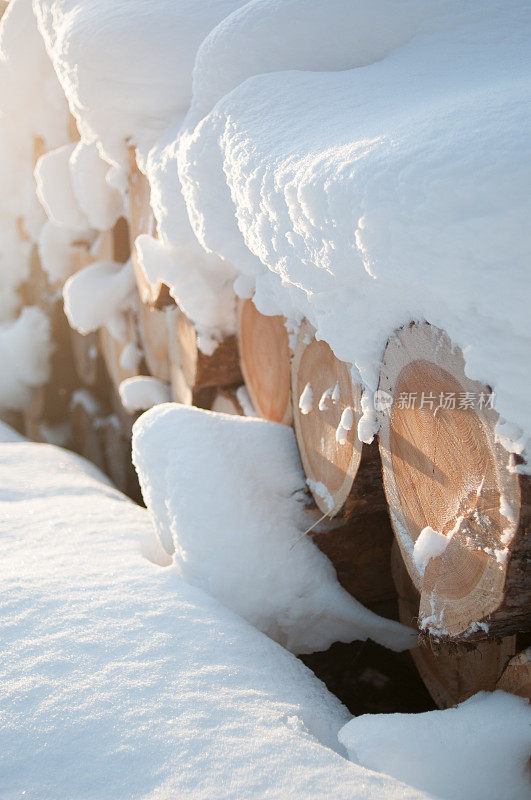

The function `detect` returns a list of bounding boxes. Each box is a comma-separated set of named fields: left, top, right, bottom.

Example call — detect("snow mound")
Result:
left=33, top=0, right=246, bottom=162
left=0, top=435, right=428, bottom=800
left=339, top=691, right=531, bottom=800
left=177, top=0, right=531, bottom=460
left=132, top=403, right=415, bottom=655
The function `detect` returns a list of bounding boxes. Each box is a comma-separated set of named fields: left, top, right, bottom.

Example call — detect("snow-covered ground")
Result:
left=1, top=426, right=530, bottom=799
left=0, top=427, right=428, bottom=800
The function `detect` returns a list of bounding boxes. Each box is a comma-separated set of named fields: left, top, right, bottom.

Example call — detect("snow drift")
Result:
left=132, top=403, right=414, bottom=654
left=0, top=433, right=429, bottom=800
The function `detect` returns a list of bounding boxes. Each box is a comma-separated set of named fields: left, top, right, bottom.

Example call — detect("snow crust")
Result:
left=177, top=0, right=531, bottom=460
left=0, top=435, right=429, bottom=800
left=132, top=403, right=415, bottom=655
left=339, top=691, right=531, bottom=800
left=32, top=0, right=249, bottom=351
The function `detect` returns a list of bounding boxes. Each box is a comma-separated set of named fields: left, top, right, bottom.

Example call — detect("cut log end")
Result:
left=238, top=298, right=292, bottom=425
left=168, top=310, right=242, bottom=405
left=392, top=542, right=517, bottom=708
left=379, top=322, right=530, bottom=643
left=291, top=319, right=362, bottom=516
left=496, top=649, right=531, bottom=701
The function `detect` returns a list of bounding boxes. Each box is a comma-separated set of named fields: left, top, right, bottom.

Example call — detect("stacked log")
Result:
left=378, top=322, right=530, bottom=644
left=238, top=298, right=292, bottom=424
left=15, top=118, right=530, bottom=707
left=237, top=304, right=530, bottom=704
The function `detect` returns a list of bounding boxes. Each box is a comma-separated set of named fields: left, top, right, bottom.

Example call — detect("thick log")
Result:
left=379, top=322, right=530, bottom=642
left=237, top=298, right=292, bottom=425
left=391, top=542, right=516, bottom=708
left=291, top=319, right=363, bottom=516
left=137, top=302, right=171, bottom=383
left=168, top=310, right=242, bottom=405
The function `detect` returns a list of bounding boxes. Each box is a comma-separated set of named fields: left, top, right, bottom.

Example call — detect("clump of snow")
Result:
left=299, top=382, right=314, bottom=415
left=35, top=143, right=90, bottom=231
left=63, top=259, right=136, bottom=336
left=178, top=0, right=531, bottom=464
left=119, top=340, right=142, bottom=373
left=306, top=479, right=334, bottom=514
left=119, top=376, right=170, bottom=414
left=0, top=435, right=430, bottom=800
left=413, top=526, right=450, bottom=575
left=38, top=220, right=93, bottom=284
left=235, top=384, right=256, bottom=417
left=319, top=382, right=339, bottom=411
left=132, top=404, right=415, bottom=655
left=339, top=691, right=531, bottom=800
left=0, top=307, right=52, bottom=410
left=336, top=406, right=354, bottom=445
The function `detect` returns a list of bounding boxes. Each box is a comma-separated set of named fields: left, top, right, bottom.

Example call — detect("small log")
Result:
left=98, top=311, right=139, bottom=395
left=391, top=542, right=516, bottom=708
left=496, top=649, right=531, bottom=701
left=168, top=309, right=242, bottom=404
left=100, top=411, right=141, bottom=502
left=137, top=302, right=171, bottom=383
left=291, top=319, right=363, bottom=516
left=379, top=322, right=530, bottom=642
left=70, top=390, right=107, bottom=471
left=22, top=245, right=78, bottom=438
left=128, top=147, right=172, bottom=308
left=237, top=298, right=292, bottom=424
left=70, top=330, right=100, bottom=387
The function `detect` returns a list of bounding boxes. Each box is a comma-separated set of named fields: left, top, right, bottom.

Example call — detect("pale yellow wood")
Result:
left=137, top=303, right=171, bottom=383
left=291, top=319, right=363, bottom=516
left=70, top=330, right=99, bottom=386
left=379, top=322, right=524, bottom=641
left=496, top=649, right=531, bottom=701
left=167, top=308, right=241, bottom=404
left=129, top=147, right=167, bottom=307
left=99, top=312, right=139, bottom=394
left=392, top=543, right=516, bottom=708
left=238, top=298, right=292, bottom=425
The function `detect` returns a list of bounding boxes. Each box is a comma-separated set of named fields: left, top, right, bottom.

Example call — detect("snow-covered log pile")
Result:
left=0, top=0, right=530, bottom=734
